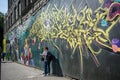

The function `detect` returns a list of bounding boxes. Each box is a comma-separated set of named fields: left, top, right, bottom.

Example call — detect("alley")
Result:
left=1, top=62, right=70, bottom=80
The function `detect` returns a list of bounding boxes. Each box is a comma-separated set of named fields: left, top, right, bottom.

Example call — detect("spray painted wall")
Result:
left=6, top=0, right=120, bottom=80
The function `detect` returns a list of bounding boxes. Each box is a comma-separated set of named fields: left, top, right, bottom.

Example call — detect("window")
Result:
left=6, top=20, right=8, bottom=31
left=8, top=16, right=10, bottom=29
left=7, top=18, right=9, bottom=30
left=11, top=0, right=14, bottom=5
left=9, top=16, right=11, bottom=26
left=18, top=2, right=21, bottom=16
left=16, top=8, right=18, bottom=20
left=4, top=21, right=6, bottom=32
left=12, top=13, right=14, bottom=24
left=10, top=13, right=12, bottom=25
left=14, top=7, right=16, bottom=20
left=30, top=0, right=33, bottom=3
left=25, top=0, right=29, bottom=6
left=15, top=7, right=18, bottom=20
left=8, top=0, right=11, bottom=9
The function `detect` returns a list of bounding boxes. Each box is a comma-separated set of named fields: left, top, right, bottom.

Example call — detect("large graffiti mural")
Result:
left=6, top=0, right=120, bottom=80
left=29, top=0, right=120, bottom=74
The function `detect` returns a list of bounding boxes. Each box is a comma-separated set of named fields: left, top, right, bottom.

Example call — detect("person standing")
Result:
left=41, top=47, right=52, bottom=76
left=2, top=52, right=5, bottom=61
left=0, top=46, right=1, bottom=53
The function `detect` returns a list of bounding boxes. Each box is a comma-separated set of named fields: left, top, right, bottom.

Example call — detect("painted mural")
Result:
left=6, top=0, right=120, bottom=80
left=6, top=16, right=36, bottom=66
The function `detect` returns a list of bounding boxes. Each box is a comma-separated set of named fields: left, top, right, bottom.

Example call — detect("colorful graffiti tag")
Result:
left=112, top=38, right=120, bottom=52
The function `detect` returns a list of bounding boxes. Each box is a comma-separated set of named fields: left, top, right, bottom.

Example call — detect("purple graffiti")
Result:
left=112, top=38, right=119, bottom=45
left=107, top=3, right=120, bottom=21
left=105, top=0, right=113, bottom=8
left=112, top=38, right=120, bottom=47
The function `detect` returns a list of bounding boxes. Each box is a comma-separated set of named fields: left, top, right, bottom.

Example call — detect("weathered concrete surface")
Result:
left=1, top=61, right=70, bottom=80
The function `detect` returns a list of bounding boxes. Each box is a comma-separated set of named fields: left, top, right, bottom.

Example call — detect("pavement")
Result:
left=1, top=60, right=70, bottom=80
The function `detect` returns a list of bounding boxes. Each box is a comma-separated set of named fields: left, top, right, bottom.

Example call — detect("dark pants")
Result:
left=2, top=53, right=5, bottom=61
left=44, top=61, right=51, bottom=75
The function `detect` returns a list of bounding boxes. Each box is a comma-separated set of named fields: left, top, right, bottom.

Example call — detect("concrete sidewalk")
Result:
left=1, top=61, right=70, bottom=80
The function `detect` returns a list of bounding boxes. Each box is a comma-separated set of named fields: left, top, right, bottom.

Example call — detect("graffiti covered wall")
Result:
left=6, top=0, right=120, bottom=80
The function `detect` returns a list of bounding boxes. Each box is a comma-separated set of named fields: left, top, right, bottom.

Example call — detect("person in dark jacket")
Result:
left=41, top=47, right=54, bottom=76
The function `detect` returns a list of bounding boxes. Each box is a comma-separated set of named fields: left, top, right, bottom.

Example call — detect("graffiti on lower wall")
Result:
left=6, top=16, right=36, bottom=66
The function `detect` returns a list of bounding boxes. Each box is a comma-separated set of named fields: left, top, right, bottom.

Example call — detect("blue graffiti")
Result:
left=100, top=19, right=108, bottom=27
left=114, top=0, right=120, bottom=2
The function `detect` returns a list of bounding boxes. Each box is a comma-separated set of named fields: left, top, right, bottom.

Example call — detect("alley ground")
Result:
left=1, top=61, right=70, bottom=80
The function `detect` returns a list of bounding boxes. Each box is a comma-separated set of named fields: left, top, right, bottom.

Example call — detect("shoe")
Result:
left=47, top=73, right=50, bottom=76
left=41, top=74, right=46, bottom=77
